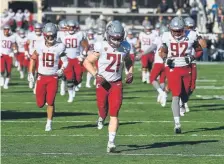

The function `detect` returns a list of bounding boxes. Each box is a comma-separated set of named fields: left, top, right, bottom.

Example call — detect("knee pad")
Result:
left=67, top=80, right=74, bottom=88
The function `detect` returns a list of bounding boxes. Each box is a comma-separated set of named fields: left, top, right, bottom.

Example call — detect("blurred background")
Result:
left=1, top=0, right=224, bottom=61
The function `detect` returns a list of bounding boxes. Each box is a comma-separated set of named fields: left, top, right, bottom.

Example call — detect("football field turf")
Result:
left=1, top=63, right=224, bottom=164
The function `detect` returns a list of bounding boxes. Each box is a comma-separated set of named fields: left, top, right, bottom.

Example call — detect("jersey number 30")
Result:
left=43, top=53, right=54, bottom=67
left=105, top=53, right=121, bottom=72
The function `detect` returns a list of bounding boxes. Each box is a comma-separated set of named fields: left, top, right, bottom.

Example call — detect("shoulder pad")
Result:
left=120, top=41, right=131, bottom=53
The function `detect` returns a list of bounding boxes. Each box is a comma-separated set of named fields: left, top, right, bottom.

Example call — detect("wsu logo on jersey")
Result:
left=104, top=47, right=108, bottom=51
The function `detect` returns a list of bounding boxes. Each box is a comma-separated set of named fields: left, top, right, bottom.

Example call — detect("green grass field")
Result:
left=1, top=63, right=224, bottom=164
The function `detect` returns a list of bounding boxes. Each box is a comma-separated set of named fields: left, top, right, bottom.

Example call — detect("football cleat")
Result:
left=67, top=96, right=74, bottom=103
left=185, top=103, right=190, bottom=112
left=45, top=124, right=52, bottom=132
left=0, top=77, right=4, bottom=87
left=180, top=106, right=186, bottom=116
left=29, top=81, right=33, bottom=89
left=97, top=117, right=104, bottom=130
left=160, top=91, right=167, bottom=107
left=86, top=84, right=91, bottom=88
left=3, top=84, right=8, bottom=89
left=107, top=142, right=116, bottom=153
left=174, top=123, right=181, bottom=134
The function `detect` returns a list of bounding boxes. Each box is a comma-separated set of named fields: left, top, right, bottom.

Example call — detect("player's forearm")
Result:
left=29, top=59, right=35, bottom=73
left=83, top=59, right=97, bottom=77
left=143, top=44, right=157, bottom=55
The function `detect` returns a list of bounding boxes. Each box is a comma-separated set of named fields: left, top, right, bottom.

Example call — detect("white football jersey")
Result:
left=94, top=34, right=104, bottom=42
left=0, top=32, right=16, bottom=55
left=60, top=32, right=84, bottom=59
left=126, top=37, right=137, bottom=54
left=139, top=32, right=157, bottom=52
left=16, top=36, right=28, bottom=53
left=153, top=36, right=163, bottom=63
left=14, top=13, right=23, bottom=22
left=36, top=42, right=65, bottom=75
left=94, top=41, right=130, bottom=82
left=162, top=31, right=198, bottom=67
left=88, top=38, right=96, bottom=51
left=152, top=30, right=159, bottom=37
left=27, top=32, right=44, bottom=55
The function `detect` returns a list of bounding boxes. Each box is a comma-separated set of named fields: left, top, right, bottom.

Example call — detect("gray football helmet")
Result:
left=106, top=20, right=125, bottom=48
left=67, top=20, right=78, bottom=34
left=3, top=25, right=11, bottom=36
left=19, top=29, right=26, bottom=38
left=170, top=17, right=185, bottom=39
left=159, top=26, right=169, bottom=36
left=43, top=23, right=58, bottom=45
left=184, top=17, right=195, bottom=29
left=155, top=22, right=161, bottom=29
left=144, top=23, right=153, bottom=34
left=87, top=29, right=94, bottom=40
left=58, top=20, right=67, bottom=31
left=34, top=23, right=43, bottom=35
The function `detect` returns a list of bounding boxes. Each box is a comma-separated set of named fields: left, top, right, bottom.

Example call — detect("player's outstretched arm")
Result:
left=124, top=55, right=134, bottom=84
left=29, top=51, right=38, bottom=74
left=83, top=51, right=100, bottom=77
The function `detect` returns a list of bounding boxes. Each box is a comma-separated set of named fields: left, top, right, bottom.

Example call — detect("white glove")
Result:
left=25, top=51, right=30, bottom=58
left=56, top=69, right=64, bottom=77
left=82, top=51, right=87, bottom=57
left=9, top=52, right=14, bottom=57
left=77, top=56, right=84, bottom=62
left=28, top=73, right=34, bottom=82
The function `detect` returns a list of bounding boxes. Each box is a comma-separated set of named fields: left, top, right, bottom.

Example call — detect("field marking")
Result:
left=196, top=86, right=224, bottom=89
left=1, top=134, right=224, bottom=137
left=1, top=101, right=223, bottom=105
left=1, top=152, right=224, bottom=157
left=1, top=120, right=223, bottom=124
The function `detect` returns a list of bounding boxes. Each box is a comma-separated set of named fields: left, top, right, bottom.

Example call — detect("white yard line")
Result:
left=1, top=101, right=223, bottom=105
left=1, top=120, right=223, bottom=124
left=1, top=152, right=224, bottom=157
left=1, top=134, right=223, bottom=137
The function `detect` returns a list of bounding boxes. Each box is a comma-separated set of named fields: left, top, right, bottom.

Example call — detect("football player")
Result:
left=83, top=20, right=133, bottom=153
left=183, top=17, right=207, bottom=113
left=59, top=20, right=89, bottom=103
left=26, top=23, right=44, bottom=90
left=0, top=25, right=17, bottom=89
left=125, top=30, right=137, bottom=74
left=28, top=23, right=68, bottom=131
left=85, top=29, right=96, bottom=88
left=137, top=23, right=157, bottom=83
left=159, top=17, right=203, bottom=133
left=16, top=29, right=29, bottom=79
left=140, top=26, right=169, bottom=107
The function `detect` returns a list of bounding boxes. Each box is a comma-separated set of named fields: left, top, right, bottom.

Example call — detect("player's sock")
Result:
left=4, top=77, right=9, bottom=86
left=109, top=132, right=116, bottom=143
left=146, top=72, right=150, bottom=83
left=160, top=83, right=165, bottom=90
left=46, top=119, right=52, bottom=126
left=152, top=81, right=162, bottom=92
left=0, top=76, right=4, bottom=86
left=60, top=80, right=66, bottom=95
left=172, top=96, right=180, bottom=122
left=19, top=71, right=24, bottom=79
left=86, top=72, right=92, bottom=87
left=68, top=88, right=74, bottom=102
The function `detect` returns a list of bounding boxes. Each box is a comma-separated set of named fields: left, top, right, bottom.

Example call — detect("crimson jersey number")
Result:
left=65, top=38, right=77, bottom=48
left=170, top=42, right=188, bottom=57
left=105, top=53, right=121, bottom=73
left=43, top=53, right=54, bottom=67
left=2, top=40, right=12, bottom=48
